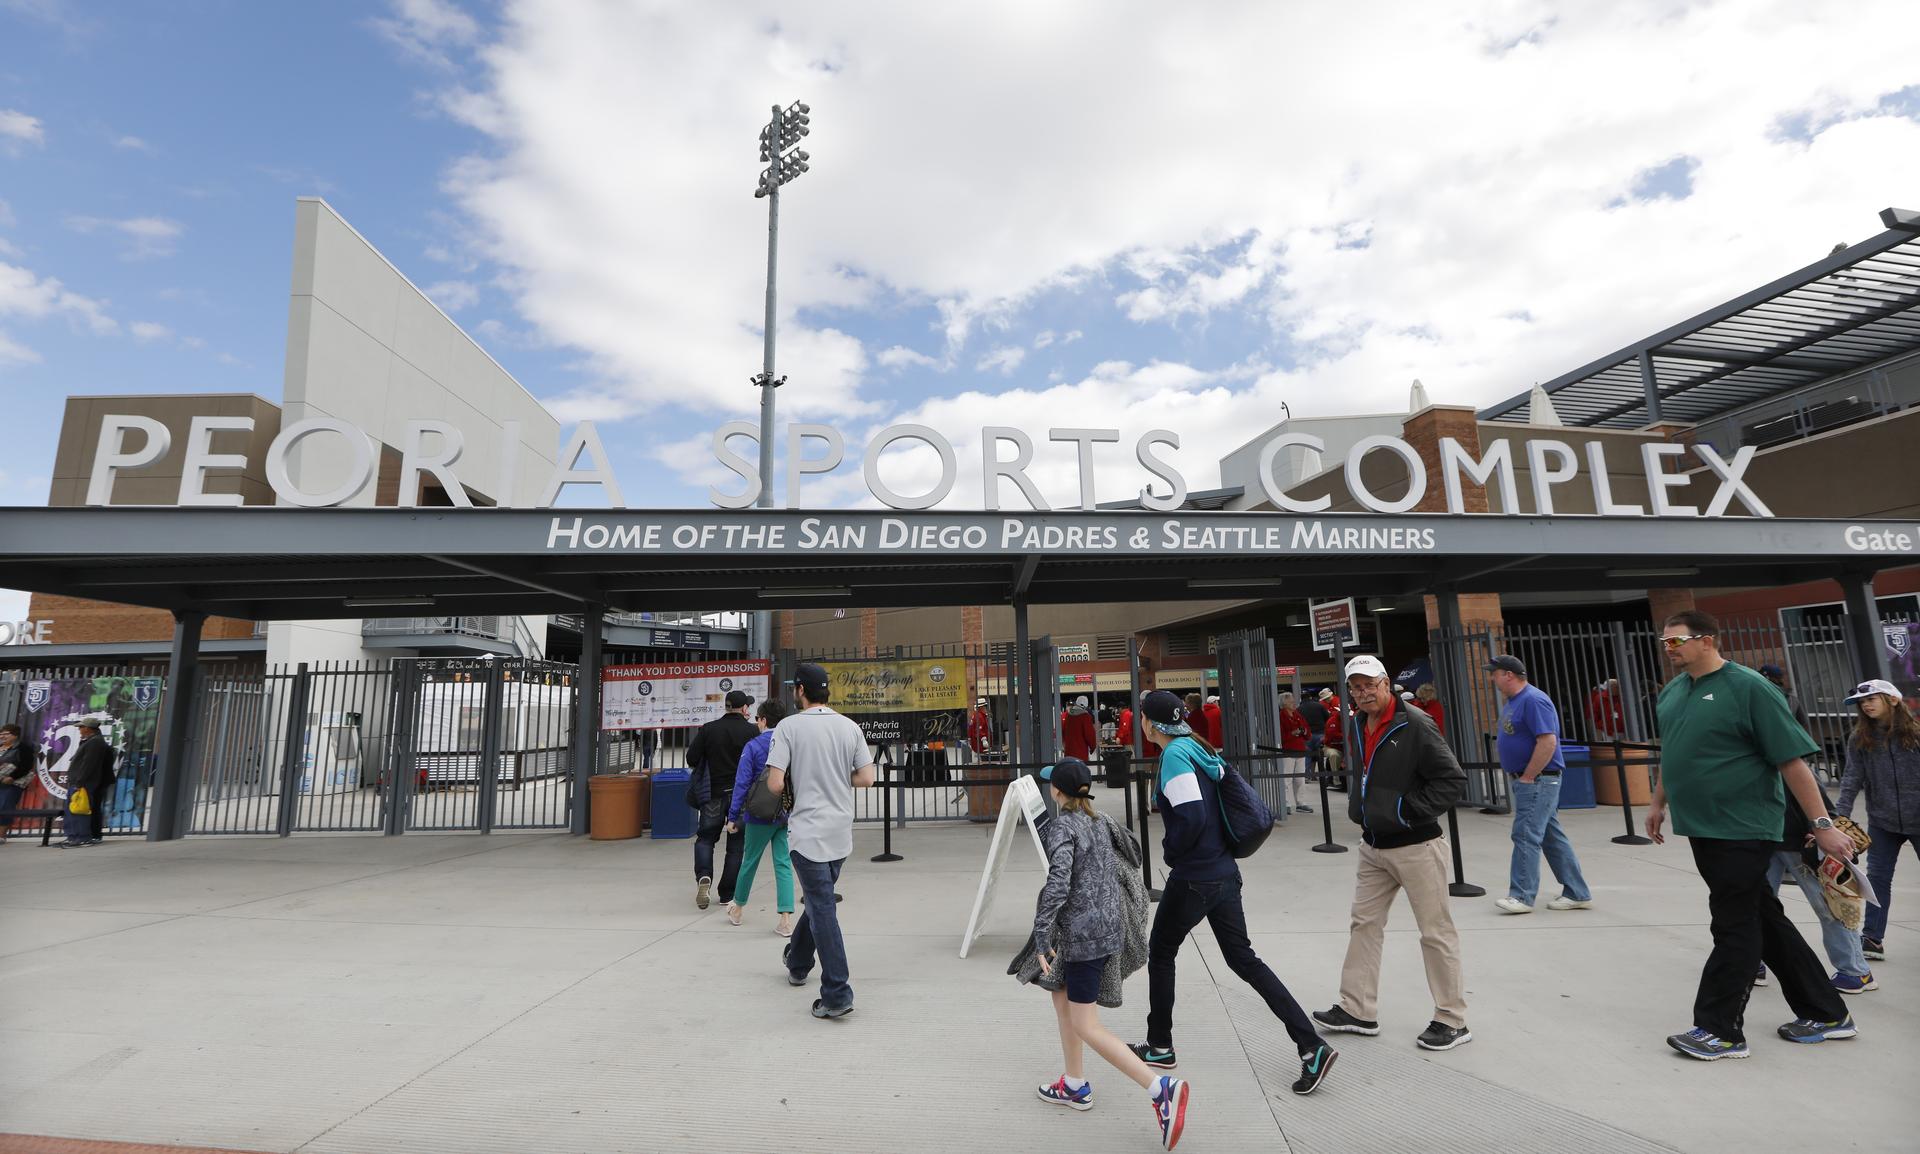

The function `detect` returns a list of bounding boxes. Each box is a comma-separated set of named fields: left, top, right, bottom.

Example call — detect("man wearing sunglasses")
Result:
left=1647, top=610, right=1860, bottom=1061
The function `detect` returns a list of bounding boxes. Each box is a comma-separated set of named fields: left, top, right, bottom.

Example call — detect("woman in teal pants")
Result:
left=725, top=698, right=795, bottom=935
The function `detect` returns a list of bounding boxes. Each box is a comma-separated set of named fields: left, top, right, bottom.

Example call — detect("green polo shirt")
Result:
left=1656, top=661, right=1818, bottom=841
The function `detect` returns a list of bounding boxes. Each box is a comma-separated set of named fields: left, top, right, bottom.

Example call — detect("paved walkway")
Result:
left=2, top=801, right=1912, bottom=1153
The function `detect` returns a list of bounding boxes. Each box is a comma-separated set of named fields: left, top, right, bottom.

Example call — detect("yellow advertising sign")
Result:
left=819, top=659, right=968, bottom=713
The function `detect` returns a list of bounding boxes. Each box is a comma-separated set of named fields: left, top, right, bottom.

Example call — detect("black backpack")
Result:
left=1177, top=738, right=1273, bottom=858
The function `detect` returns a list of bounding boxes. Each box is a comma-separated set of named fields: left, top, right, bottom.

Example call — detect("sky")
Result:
left=3, top=0, right=1920, bottom=622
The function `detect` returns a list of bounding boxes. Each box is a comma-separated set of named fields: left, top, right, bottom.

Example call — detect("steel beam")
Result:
left=147, top=610, right=205, bottom=842
left=569, top=607, right=605, bottom=835
left=1840, top=572, right=1894, bottom=683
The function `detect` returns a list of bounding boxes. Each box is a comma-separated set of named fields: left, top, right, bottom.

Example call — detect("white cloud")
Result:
left=114, top=134, right=155, bottom=153
left=370, top=0, right=480, bottom=70
left=425, top=279, right=480, bottom=311
left=423, top=1, right=1920, bottom=489
left=66, top=215, right=184, bottom=259
left=877, top=344, right=939, bottom=369
left=0, top=329, right=40, bottom=365
left=0, top=259, right=117, bottom=335
left=129, top=320, right=172, bottom=342
left=0, top=108, right=44, bottom=146
left=976, top=345, right=1026, bottom=375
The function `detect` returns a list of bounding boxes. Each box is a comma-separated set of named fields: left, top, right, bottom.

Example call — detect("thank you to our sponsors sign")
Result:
left=601, top=660, right=770, bottom=730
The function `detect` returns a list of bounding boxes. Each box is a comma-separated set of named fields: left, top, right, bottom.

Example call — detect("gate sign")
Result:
left=1310, top=597, right=1360, bottom=652
left=601, top=660, right=770, bottom=730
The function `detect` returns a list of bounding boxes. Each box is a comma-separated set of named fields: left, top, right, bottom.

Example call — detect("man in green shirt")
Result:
left=1647, top=610, right=1860, bottom=1060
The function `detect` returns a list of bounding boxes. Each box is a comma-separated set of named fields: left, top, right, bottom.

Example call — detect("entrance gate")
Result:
left=1215, top=627, right=1286, bottom=816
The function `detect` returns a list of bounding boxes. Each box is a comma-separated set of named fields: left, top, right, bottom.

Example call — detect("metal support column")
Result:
left=569, top=607, right=605, bottom=836
left=273, top=663, right=312, bottom=838
left=1435, top=588, right=1491, bottom=809
left=1012, top=599, right=1035, bottom=765
left=1610, top=622, right=1646, bottom=743
left=384, top=659, right=419, bottom=836
left=1840, top=572, right=1893, bottom=683
left=476, top=658, right=506, bottom=835
left=148, top=609, right=205, bottom=842
left=1637, top=349, right=1662, bottom=424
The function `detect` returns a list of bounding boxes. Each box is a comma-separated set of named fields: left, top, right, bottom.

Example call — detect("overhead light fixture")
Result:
left=344, top=595, right=437, bottom=608
left=1187, top=578, right=1276, bottom=590
left=759, top=587, right=852, bottom=599
left=1605, top=567, right=1702, bottom=579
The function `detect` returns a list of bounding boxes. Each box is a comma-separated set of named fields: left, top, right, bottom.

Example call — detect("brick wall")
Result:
left=1647, top=587, right=1698, bottom=630
left=25, top=593, right=256, bottom=644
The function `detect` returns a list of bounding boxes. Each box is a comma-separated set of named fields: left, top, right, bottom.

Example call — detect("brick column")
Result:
left=1406, top=404, right=1505, bottom=632
left=776, top=610, right=796, bottom=651
left=859, top=607, right=878, bottom=657
left=1647, top=587, right=1697, bottom=630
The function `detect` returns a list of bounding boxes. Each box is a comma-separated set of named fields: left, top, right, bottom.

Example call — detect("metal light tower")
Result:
left=752, top=100, right=810, bottom=658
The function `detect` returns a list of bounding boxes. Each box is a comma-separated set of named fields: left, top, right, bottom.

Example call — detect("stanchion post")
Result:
left=1611, top=737, right=1652, bottom=846
left=871, top=760, right=902, bottom=862
left=1311, top=751, right=1346, bottom=853
left=1479, top=734, right=1510, bottom=815
left=1134, top=767, right=1162, bottom=901
left=1446, top=806, right=1485, bottom=897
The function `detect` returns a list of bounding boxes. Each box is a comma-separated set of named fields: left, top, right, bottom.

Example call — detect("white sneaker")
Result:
left=1493, top=897, right=1533, bottom=915
left=1547, top=896, right=1593, bottom=911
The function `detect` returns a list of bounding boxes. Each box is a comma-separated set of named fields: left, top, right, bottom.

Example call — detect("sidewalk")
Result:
left=1, top=801, right=1911, bottom=1153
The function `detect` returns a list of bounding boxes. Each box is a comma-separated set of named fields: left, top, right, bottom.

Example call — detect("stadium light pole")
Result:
left=751, top=100, right=811, bottom=659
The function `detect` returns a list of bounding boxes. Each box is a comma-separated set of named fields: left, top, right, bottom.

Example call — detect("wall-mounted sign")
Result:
left=1310, top=598, right=1360, bottom=653
left=1057, top=643, right=1091, bottom=663
left=601, top=660, right=770, bottom=730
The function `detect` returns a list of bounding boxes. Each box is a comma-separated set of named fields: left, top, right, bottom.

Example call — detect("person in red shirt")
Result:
left=1117, top=706, right=1134, bottom=749
left=1413, top=684, right=1445, bottom=732
left=1202, top=696, right=1224, bottom=748
left=1323, top=698, right=1347, bottom=790
left=967, top=698, right=995, bottom=755
left=1061, top=695, right=1098, bottom=762
left=1278, top=691, right=1313, bottom=813
left=1588, top=680, right=1625, bottom=742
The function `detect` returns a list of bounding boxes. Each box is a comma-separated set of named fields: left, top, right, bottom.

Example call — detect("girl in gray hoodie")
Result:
left=1837, top=680, right=1920, bottom=961
left=1030, top=758, right=1190, bottom=1150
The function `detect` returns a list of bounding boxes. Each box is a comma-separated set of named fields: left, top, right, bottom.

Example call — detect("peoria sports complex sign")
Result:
left=85, top=413, right=1778, bottom=519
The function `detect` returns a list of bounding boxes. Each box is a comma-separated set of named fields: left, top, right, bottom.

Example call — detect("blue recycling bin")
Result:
left=1557, top=745, right=1596, bottom=810
left=649, top=770, right=697, bottom=838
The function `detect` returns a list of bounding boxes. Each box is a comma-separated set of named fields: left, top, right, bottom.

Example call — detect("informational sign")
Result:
left=601, top=660, right=771, bottom=730
left=1310, top=597, right=1360, bottom=652
left=959, top=774, right=1050, bottom=959
left=818, top=658, right=970, bottom=744
left=16, top=674, right=164, bottom=829
left=1057, top=643, right=1092, bottom=663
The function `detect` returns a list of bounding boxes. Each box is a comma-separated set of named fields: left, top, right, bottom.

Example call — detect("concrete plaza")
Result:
left=1, top=800, right=1912, bottom=1154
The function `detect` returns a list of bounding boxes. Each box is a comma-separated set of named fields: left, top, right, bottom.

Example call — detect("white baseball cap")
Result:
left=1844, top=678, right=1900, bottom=704
left=1345, top=654, right=1389, bottom=681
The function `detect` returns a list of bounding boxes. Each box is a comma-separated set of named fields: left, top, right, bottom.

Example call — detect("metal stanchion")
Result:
left=1479, top=734, right=1510, bottom=815
left=1445, top=806, right=1485, bottom=897
left=1133, top=768, right=1162, bottom=901
left=871, top=761, right=902, bottom=863
left=1610, top=738, right=1652, bottom=846
left=1312, top=755, right=1346, bottom=854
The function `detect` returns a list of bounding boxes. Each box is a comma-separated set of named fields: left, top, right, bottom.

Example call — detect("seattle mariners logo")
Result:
left=134, top=678, right=162, bottom=710
left=24, top=681, right=50, bottom=712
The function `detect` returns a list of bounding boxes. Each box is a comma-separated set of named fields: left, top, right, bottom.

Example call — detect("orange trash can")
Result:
left=588, top=773, right=644, bottom=840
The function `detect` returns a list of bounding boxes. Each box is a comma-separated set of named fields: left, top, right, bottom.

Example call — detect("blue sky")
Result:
left=4, top=0, right=1919, bottom=538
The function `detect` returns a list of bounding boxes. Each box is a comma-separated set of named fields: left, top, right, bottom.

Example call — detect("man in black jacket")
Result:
left=61, top=718, right=115, bottom=848
left=1312, top=656, right=1472, bottom=1051
left=686, top=690, right=759, bottom=909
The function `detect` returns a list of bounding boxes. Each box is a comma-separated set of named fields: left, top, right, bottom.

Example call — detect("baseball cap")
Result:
left=976, top=697, right=988, bottom=706
left=1344, top=655, right=1389, bottom=681
left=785, top=663, right=830, bottom=698
left=1486, top=655, right=1527, bottom=677
left=1844, top=678, right=1899, bottom=704
left=725, top=689, right=755, bottom=709
left=1758, top=663, right=1785, bottom=679
left=1139, top=689, right=1192, bottom=736
left=1075, top=695, right=1089, bottom=708
left=76, top=717, right=104, bottom=730
left=1040, top=758, right=1094, bottom=799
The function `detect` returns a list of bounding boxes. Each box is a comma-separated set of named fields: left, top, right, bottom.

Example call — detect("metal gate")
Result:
left=1215, top=626, right=1286, bottom=815
left=403, top=657, right=576, bottom=833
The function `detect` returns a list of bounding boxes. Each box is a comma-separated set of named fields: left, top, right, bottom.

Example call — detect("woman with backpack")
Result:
left=1836, top=678, right=1920, bottom=964
left=723, top=698, right=794, bottom=937
left=1126, top=690, right=1337, bottom=1096
left=1025, top=757, right=1190, bottom=1149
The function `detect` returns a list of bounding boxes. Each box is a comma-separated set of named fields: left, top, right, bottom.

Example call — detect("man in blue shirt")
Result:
left=1489, top=656, right=1593, bottom=915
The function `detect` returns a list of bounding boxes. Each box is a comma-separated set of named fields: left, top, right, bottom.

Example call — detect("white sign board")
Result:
left=601, top=660, right=771, bottom=730
left=959, top=774, right=1050, bottom=959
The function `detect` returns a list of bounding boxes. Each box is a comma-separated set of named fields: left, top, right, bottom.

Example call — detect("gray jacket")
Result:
left=1838, top=732, right=1920, bottom=837
left=1032, top=808, right=1124, bottom=962
left=1010, top=813, right=1149, bottom=1008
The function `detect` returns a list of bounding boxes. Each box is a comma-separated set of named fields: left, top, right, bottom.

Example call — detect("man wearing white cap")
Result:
left=1313, top=654, right=1472, bottom=1051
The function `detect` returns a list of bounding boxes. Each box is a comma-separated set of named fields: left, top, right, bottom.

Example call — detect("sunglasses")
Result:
left=1661, top=634, right=1710, bottom=649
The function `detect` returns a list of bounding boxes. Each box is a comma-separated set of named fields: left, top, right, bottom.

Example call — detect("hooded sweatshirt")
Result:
left=1062, top=703, right=1098, bottom=761
left=1153, top=735, right=1235, bottom=881
left=1838, top=726, right=1920, bottom=837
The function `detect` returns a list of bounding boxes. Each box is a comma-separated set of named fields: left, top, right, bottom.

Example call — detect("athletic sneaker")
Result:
left=1831, top=971, right=1877, bottom=994
left=696, top=876, right=712, bottom=910
left=1776, top=1016, right=1857, bottom=1043
left=1150, top=1076, right=1189, bottom=1150
left=1292, top=1044, right=1338, bottom=1095
left=1415, top=1021, right=1472, bottom=1051
left=1493, top=897, right=1533, bottom=915
left=1037, top=1077, right=1094, bottom=1111
left=1862, top=937, right=1886, bottom=961
left=1297, top=803, right=1313, bottom=813
left=810, top=998, right=852, bottom=1020
left=1312, top=1005, right=1381, bottom=1035
left=1547, top=896, right=1592, bottom=910
left=1752, top=964, right=1769, bottom=987
left=783, top=943, right=807, bottom=986
left=1667, top=1027, right=1748, bottom=1060
left=1128, top=1042, right=1178, bottom=1069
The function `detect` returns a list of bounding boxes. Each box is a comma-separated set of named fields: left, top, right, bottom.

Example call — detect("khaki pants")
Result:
left=1338, top=838, right=1467, bottom=1028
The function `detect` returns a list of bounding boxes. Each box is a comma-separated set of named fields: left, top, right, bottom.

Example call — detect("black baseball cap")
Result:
left=1139, top=689, right=1192, bottom=735
left=1041, top=757, right=1093, bottom=798
left=786, top=662, right=830, bottom=698
left=1486, top=655, right=1527, bottom=677
left=725, top=689, right=755, bottom=709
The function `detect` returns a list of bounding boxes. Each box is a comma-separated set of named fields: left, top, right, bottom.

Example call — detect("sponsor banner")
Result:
left=601, top=660, right=771, bottom=730
left=818, top=659, right=968, bottom=714
left=15, top=675, right=164, bottom=828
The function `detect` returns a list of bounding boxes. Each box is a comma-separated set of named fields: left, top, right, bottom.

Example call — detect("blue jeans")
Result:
left=786, top=851, right=851, bottom=1010
left=1508, top=777, right=1590, bottom=905
left=1863, top=828, right=1917, bottom=942
left=1767, top=851, right=1868, bottom=977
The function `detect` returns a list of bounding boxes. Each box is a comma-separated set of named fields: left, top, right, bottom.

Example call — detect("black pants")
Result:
left=1689, top=837, right=1845, bottom=1043
left=694, top=797, right=742, bottom=903
left=1147, top=873, right=1322, bottom=1056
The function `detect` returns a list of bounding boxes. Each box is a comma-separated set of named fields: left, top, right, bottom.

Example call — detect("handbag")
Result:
left=745, top=769, right=784, bottom=822
left=69, top=787, right=92, bottom=816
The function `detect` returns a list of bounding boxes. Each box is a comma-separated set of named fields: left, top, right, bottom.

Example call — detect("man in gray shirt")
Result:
left=766, top=662, right=875, bottom=1019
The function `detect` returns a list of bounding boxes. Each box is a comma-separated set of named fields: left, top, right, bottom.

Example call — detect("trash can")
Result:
left=1592, top=744, right=1654, bottom=807
left=1557, top=745, right=1596, bottom=810
left=1102, top=747, right=1131, bottom=790
left=587, top=773, right=644, bottom=840
left=649, top=769, right=696, bottom=839
left=966, top=757, right=1010, bottom=823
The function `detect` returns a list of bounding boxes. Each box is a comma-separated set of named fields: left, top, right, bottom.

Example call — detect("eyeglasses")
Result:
left=1661, top=634, right=1709, bottom=650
